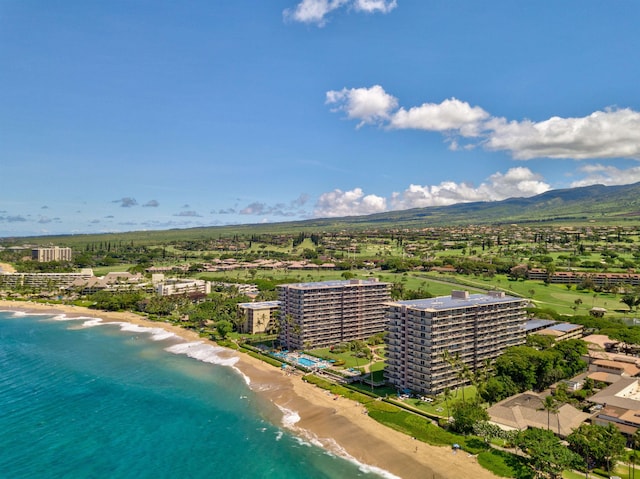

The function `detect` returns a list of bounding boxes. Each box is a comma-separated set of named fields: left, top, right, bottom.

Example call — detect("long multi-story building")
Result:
left=385, top=290, right=527, bottom=396
left=277, top=278, right=391, bottom=350
left=32, top=246, right=73, bottom=262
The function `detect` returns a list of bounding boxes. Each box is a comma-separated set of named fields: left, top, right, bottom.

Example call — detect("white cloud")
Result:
left=390, top=98, right=489, bottom=136
left=327, top=85, right=640, bottom=161
left=112, top=197, right=138, bottom=208
left=314, top=168, right=549, bottom=216
left=354, top=0, right=397, bottom=13
left=390, top=168, right=549, bottom=210
left=239, top=194, right=310, bottom=217
left=314, top=187, right=387, bottom=217
left=326, top=85, right=398, bottom=126
left=284, top=0, right=396, bottom=26
left=486, top=108, right=640, bottom=160
left=570, top=164, right=640, bottom=187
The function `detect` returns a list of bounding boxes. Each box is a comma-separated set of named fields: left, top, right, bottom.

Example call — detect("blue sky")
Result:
left=2, top=1, right=640, bottom=237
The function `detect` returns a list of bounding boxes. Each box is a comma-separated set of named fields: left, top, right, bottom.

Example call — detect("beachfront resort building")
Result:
left=385, top=290, right=528, bottom=396
left=237, top=301, right=280, bottom=335
left=277, top=278, right=391, bottom=350
left=32, top=246, right=72, bottom=262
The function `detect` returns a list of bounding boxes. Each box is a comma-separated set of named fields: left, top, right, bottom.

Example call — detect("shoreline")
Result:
left=0, top=300, right=497, bottom=479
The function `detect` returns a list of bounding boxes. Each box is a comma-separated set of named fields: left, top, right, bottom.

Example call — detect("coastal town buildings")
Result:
left=237, top=301, right=280, bottom=335
left=155, top=278, right=211, bottom=297
left=0, top=270, right=94, bottom=290
left=385, top=290, right=528, bottom=396
left=32, top=246, right=72, bottom=262
left=277, top=278, right=391, bottom=350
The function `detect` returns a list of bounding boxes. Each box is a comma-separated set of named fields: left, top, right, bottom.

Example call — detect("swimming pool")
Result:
left=297, top=357, right=317, bottom=367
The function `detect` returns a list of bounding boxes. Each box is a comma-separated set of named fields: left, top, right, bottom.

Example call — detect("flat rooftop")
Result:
left=523, top=319, right=557, bottom=332
left=237, top=301, right=281, bottom=309
left=278, top=278, right=389, bottom=290
left=390, top=291, right=524, bottom=311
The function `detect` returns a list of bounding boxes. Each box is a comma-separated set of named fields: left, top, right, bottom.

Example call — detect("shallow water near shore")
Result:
left=0, top=311, right=385, bottom=478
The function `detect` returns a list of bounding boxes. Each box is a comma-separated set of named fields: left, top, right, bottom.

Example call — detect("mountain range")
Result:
left=298, top=181, right=640, bottom=229
left=6, top=182, right=640, bottom=243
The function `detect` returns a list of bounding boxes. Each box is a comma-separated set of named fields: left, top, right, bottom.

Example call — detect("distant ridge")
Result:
left=294, top=181, right=640, bottom=228
left=5, top=182, right=640, bottom=242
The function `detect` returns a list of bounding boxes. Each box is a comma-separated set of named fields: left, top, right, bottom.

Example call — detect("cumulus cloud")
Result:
left=143, top=200, right=159, bottom=207
left=326, top=85, right=398, bottom=127
left=314, top=188, right=387, bottom=217
left=353, top=0, right=397, bottom=13
left=486, top=108, right=640, bottom=159
left=390, top=98, right=490, bottom=137
left=570, top=164, right=640, bottom=188
left=390, top=167, right=550, bottom=210
left=37, top=216, right=61, bottom=224
left=240, top=202, right=297, bottom=217
left=239, top=194, right=310, bottom=217
left=215, top=208, right=237, bottom=215
left=314, top=168, right=550, bottom=217
left=0, top=215, right=27, bottom=223
left=113, top=197, right=138, bottom=208
left=173, top=211, right=202, bottom=217
left=327, top=85, right=640, bottom=161
left=284, top=0, right=396, bottom=26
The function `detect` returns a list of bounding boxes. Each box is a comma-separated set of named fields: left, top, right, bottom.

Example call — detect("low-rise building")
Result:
left=488, top=391, right=591, bottom=438
left=156, top=279, right=211, bottom=297
left=237, top=301, right=280, bottom=335
left=536, top=323, right=584, bottom=341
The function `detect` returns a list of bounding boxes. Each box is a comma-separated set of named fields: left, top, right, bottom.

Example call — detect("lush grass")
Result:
left=477, top=449, right=534, bottom=479
left=422, top=271, right=639, bottom=319
left=91, top=264, right=138, bottom=275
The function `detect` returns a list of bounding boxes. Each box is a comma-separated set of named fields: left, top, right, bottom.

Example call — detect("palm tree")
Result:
left=443, top=387, right=453, bottom=419
left=542, top=395, right=558, bottom=432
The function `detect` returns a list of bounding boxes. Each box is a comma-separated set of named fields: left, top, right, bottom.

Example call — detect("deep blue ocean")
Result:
left=0, top=311, right=385, bottom=479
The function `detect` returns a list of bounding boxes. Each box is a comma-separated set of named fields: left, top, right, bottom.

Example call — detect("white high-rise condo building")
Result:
left=278, top=278, right=391, bottom=350
left=385, top=290, right=527, bottom=396
left=31, top=246, right=73, bottom=262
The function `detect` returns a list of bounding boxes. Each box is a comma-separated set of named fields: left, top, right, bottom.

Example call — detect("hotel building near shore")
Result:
left=385, top=290, right=527, bottom=396
left=31, top=246, right=72, bottom=262
left=277, top=278, right=391, bottom=350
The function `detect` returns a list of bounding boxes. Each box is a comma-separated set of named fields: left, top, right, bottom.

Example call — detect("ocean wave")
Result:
left=275, top=404, right=301, bottom=428
left=165, top=341, right=240, bottom=368
left=81, top=318, right=104, bottom=327
left=116, top=322, right=178, bottom=341
left=319, top=437, right=402, bottom=479
left=277, top=405, right=400, bottom=479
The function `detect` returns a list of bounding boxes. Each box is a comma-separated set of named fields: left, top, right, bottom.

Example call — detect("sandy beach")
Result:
left=0, top=300, right=497, bottom=479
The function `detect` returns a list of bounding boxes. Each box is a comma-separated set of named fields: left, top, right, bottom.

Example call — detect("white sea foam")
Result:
left=277, top=403, right=401, bottom=479
left=319, top=438, right=402, bottom=479
left=165, top=341, right=240, bottom=367
left=50, top=314, right=99, bottom=322
left=276, top=404, right=301, bottom=428
left=117, top=322, right=178, bottom=341
left=82, top=318, right=105, bottom=327
left=275, top=431, right=283, bottom=441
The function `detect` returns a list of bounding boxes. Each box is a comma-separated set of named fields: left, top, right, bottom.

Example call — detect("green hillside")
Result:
left=4, top=182, right=640, bottom=245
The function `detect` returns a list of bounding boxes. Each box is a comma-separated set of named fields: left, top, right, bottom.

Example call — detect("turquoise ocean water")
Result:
left=0, top=311, right=387, bottom=479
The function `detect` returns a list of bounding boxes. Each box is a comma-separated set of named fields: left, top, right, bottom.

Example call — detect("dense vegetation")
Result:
left=4, top=183, right=640, bottom=479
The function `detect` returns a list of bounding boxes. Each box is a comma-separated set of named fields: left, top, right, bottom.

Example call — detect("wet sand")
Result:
left=0, top=300, right=497, bottom=479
